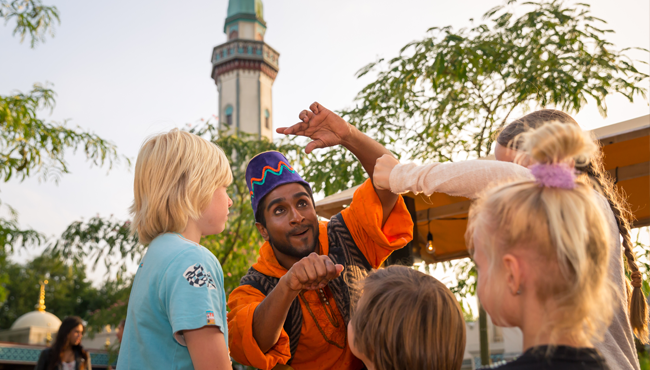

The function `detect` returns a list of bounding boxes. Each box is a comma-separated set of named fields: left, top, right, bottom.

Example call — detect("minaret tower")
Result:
left=211, top=0, right=279, bottom=141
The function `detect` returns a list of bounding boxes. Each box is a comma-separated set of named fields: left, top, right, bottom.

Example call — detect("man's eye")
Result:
left=298, top=200, right=307, bottom=207
left=274, top=207, right=285, bottom=215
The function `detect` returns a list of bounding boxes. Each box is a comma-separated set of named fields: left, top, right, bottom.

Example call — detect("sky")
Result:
left=2, top=0, right=649, bottom=282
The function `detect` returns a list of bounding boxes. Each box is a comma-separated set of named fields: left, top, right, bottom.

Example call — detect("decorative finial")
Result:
left=36, top=280, right=48, bottom=312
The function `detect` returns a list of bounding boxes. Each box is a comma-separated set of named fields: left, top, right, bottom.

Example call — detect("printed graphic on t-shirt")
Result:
left=206, top=311, right=215, bottom=325
left=183, top=263, right=217, bottom=290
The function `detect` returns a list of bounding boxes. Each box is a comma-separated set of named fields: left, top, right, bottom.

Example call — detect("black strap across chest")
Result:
left=239, top=213, right=372, bottom=365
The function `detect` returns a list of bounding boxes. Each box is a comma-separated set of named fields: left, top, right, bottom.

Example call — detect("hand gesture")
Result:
left=373, top=154, right=399, bottom=191
left=283, top=253, right=344, bottom=292
left=276, top=102, right=353, bottom=154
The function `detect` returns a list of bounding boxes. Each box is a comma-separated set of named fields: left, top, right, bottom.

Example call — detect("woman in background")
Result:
left=35, top=316, right=91, bottom=370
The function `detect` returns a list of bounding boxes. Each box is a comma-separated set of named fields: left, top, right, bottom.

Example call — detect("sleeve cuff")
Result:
left=229, top=302, right=291, bottom=369
left=347, top=179, right=413, bottom=249
left=389, top=163, right=411, bottom=194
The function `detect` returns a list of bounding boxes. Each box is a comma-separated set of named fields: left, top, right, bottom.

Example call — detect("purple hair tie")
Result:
left=530, top=163, right=576, bottom=189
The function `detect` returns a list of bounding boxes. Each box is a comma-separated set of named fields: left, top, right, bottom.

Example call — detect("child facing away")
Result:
left=348, top=265, right=466, bottom=370
left=467, top=123, right=616, bottom=369
left=373, top=109, right=644, bottom=370
left=116, top=129, right=233, bottom=370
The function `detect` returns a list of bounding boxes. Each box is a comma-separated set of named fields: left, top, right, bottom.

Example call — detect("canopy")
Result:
left=315, top=115, right=650, bottom=263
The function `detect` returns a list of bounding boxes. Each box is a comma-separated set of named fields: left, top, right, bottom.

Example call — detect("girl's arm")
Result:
left=374, top=154, right=533, bottom=199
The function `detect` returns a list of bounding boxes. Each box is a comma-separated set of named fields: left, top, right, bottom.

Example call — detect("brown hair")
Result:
left=350, top=266, right=466, bottom=370
left=496, top=110, right=648, bottom=343
left=471, top=122, right=615, bottom=344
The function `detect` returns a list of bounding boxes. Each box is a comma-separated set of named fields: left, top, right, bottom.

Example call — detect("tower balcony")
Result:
left=211, top=39, right=280, bottom=80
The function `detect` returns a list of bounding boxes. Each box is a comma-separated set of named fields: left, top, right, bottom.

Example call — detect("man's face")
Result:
left=257, top=183, right=319, bottom=259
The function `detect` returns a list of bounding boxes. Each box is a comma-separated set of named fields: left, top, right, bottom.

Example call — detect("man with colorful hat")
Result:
left=227, top=102, right=414, bottom=370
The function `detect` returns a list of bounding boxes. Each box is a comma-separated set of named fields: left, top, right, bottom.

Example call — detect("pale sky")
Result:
left=3, top=0, right=649, bottom=280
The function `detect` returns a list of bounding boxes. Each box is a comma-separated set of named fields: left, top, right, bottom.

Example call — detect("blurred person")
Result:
left=373, top=110, right=644, bottom=369
left=115, top=319, right=125, bottom=343
left=227, top=102, right=413, bottom=370
left=348, top=265, right=466, bottom=370
left=117, top=129, right=233, bottom=370
left=35, top=316, right=91, bottom=370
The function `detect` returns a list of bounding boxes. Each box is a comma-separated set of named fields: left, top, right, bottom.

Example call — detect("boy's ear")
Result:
left=256, top=222, right=269, bottom=241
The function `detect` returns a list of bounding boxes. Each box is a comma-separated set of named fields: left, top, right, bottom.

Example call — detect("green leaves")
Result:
left=1, top=0, right=60, bottom=47
left=0, top=84, right=125, bottom=184
left=310, top=0, right=648, bottom=198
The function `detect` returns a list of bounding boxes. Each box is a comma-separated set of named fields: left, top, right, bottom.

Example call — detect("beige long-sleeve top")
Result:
left=391, top=160, right=639, bottom=370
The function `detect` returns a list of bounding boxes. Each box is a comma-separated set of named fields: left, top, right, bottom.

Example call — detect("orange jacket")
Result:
left=227, top=180, right=414, bottom=370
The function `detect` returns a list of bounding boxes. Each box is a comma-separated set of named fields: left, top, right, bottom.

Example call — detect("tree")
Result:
left=304, top=0, right=648, bottom=196
left=1, top=0, right=59, bottom=48
left=0, top=0, right=123, bottom=305
left=0, top=252, right=126, bottom=330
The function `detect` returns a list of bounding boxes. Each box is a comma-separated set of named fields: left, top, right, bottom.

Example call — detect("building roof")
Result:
left=227, top=0, right=264, bottom=20
left=10, top=311, right=62, bottom=331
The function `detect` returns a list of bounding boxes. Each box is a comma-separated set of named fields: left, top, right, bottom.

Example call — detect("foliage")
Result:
left=0, top=0, right=59, bottom=47
left=50, top=217, right=140, bottom=274
left=1, top=0, right=122, bottom=257
left=0, top=252, right=123, bottom=330
left=1, top=84, right=123, bottom=184
left=306, top=0, right=649, bottom=196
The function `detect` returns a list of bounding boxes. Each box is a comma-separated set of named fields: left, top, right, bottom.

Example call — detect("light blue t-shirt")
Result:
left=116, top=233, right=228, bottom=370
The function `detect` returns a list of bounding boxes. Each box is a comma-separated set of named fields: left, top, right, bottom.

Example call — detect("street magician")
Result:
left=227, top=102, right=414, bottom=370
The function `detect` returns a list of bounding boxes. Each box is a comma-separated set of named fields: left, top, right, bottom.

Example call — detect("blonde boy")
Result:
left=117, top=129, right=233, bottom=370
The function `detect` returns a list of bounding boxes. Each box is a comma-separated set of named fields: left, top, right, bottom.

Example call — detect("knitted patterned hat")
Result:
left=246, top=151, right=311, bottom=215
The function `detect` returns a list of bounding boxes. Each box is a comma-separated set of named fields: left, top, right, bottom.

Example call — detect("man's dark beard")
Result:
left=269, top=224, right=320, bottom=258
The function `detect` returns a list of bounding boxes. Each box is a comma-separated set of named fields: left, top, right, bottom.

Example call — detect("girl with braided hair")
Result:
left=370, top=110, right=646, bottom=369
left=467, top=122, right=616, bottom=369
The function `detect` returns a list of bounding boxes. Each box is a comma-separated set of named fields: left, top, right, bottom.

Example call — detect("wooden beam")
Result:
left=415, top=200, right=473, bottom=222
left=634, top=217, right=650, bottom=228
left=606, top=161, right=650, bottom=183
left=598, top=128, right=650, bottom=146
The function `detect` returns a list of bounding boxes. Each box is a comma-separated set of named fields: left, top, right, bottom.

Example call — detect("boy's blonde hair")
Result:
left=130, top=129, right=232, bottom=244
left=350, top=266, right=466, bottom=370
left=468, top=122, right=614, bottom=344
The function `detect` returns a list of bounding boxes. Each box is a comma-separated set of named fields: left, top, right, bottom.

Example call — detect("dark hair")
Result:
left=497, top=109, right=648, bottom=343
left=255, top=183, right=315, bottom=227
left=48, top=316, right=89, bottom=370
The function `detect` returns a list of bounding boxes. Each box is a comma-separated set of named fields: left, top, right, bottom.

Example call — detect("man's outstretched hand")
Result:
left=276, top=102, right=354, bottom=154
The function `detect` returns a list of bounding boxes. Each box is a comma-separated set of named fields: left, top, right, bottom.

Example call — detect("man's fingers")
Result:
left=310, top=102, right=322, bottom=115
left=299, top=110, right=310, bottom=122
left=305, top=139, right=325, bottom=154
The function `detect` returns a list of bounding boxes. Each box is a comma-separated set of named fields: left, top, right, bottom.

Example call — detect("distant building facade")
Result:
left=211, top=0, right=279, bottom=141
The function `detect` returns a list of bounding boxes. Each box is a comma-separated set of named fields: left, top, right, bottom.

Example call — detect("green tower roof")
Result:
left=227, top=0, right=264, bottom=21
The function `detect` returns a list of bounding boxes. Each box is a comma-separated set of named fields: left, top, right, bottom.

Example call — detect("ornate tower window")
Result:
left=229, top=30, right=239, bottom=40
left=264, top=109, right=270, bottom=129
left=225, top=105, right=234, bottom=126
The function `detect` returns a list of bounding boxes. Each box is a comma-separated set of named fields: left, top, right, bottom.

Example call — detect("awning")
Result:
left=315, top=115, right=650, bottom=263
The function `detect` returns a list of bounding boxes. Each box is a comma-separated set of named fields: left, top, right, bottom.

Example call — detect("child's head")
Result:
left=468, top=122, right=614, bottom=344
left=348, top=265, right=466, bottom=370
left=130, top=129, right=233, bottom=244
left=496, top=110, right=648, bottom=343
